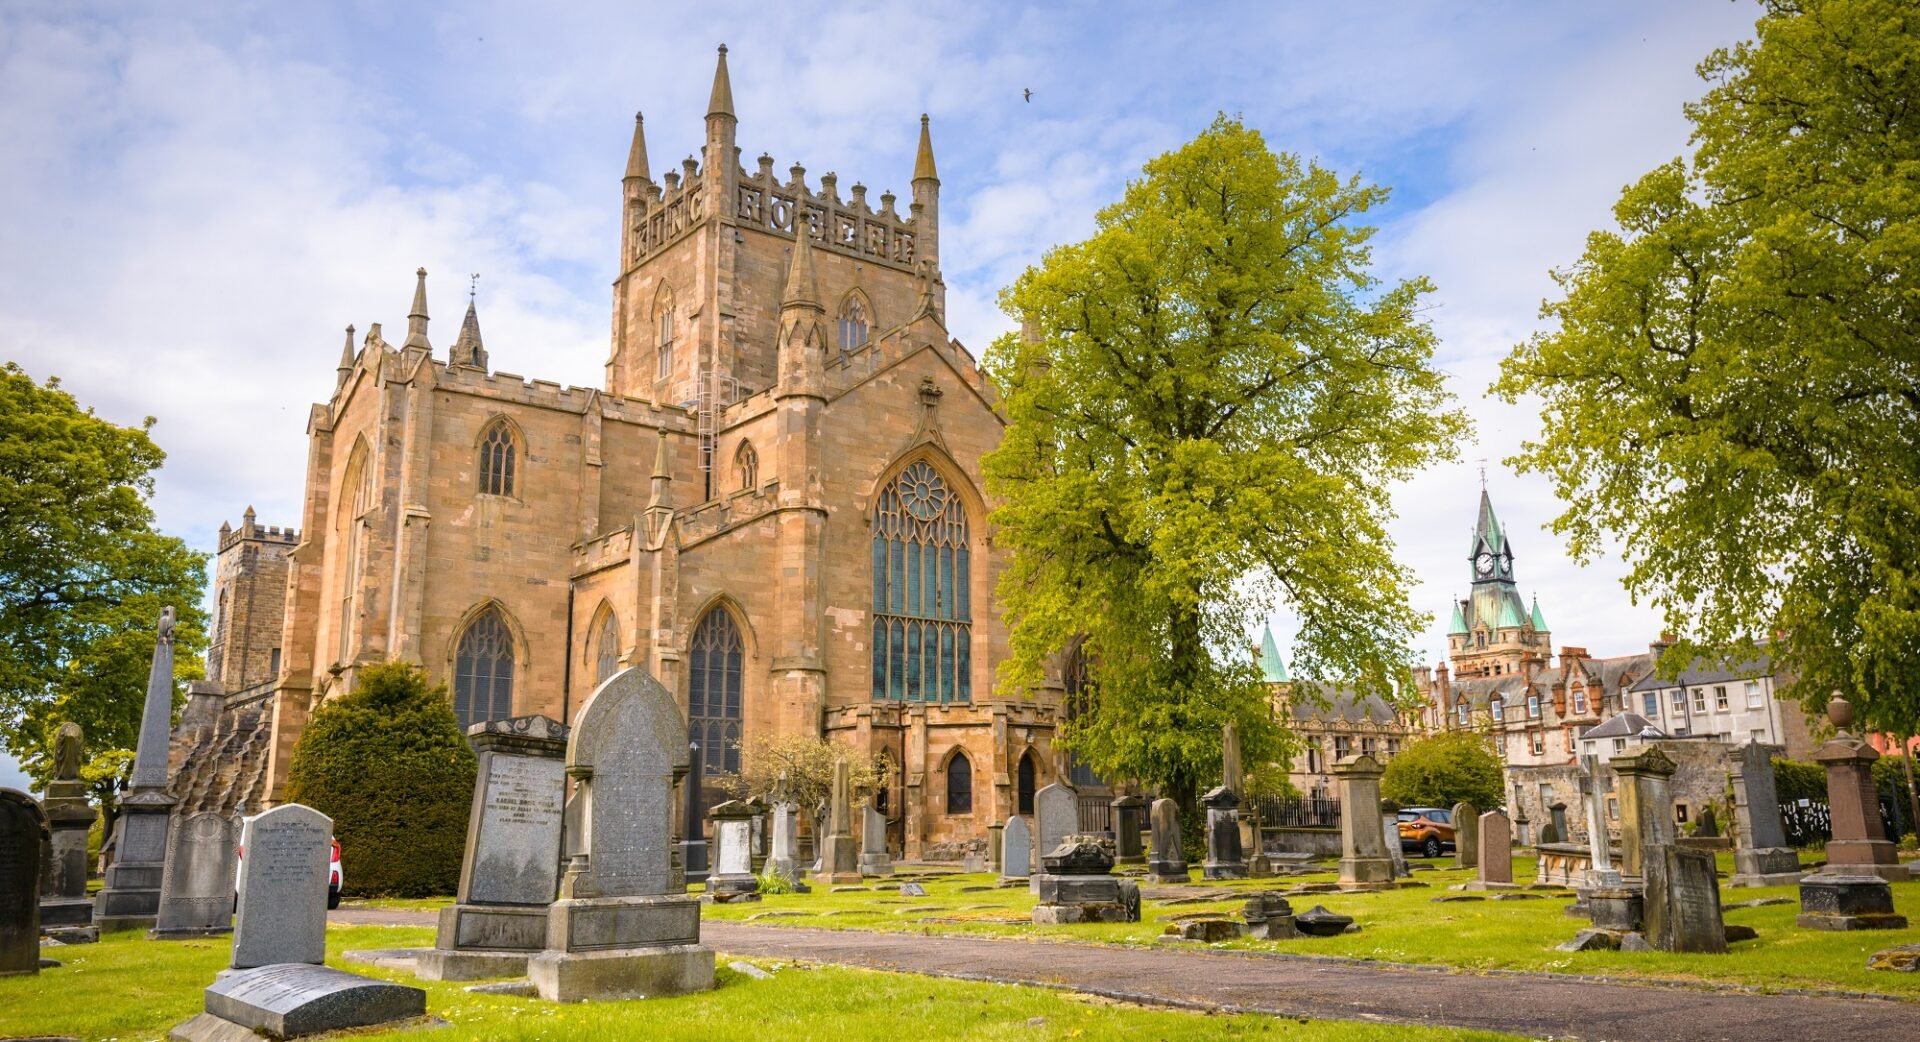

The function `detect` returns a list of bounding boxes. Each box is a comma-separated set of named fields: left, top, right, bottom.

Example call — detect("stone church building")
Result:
left=207, top=47, right=1071, bottom=858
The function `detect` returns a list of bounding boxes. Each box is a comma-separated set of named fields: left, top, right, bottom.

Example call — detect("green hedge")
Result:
left=1381, top=731, right=1505, bottom=812
left=284, top=662, right=476, bottom=897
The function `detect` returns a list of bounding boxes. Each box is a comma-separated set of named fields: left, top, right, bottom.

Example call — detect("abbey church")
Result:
left=202, top=47, right=1071, bottom=858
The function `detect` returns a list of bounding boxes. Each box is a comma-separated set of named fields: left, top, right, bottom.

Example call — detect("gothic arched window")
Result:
left=594, top=611, right=620, bottom=686
left=870, top=459, right=971, bottom=703
left=478, top=420, right=516, bottom=497
left=735, top=441, right=758, bottom=492
left=945, top=751, right=973, bottom=814
left=338, top=442, right=373, bottom=662
left=454, top=607, right=515, bottom=729
left=838, top=296, right=869, bottom=358
left=655, top=286, right=675, bottom=380
left=1017, top=750, right=1037, bottom=815
left=688, top=608, right=743, bottom=777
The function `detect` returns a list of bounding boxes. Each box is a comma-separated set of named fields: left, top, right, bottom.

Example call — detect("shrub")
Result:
left=1380, top=731, right=1504, bottom=812
left=283, top=662, right=476, bottom=897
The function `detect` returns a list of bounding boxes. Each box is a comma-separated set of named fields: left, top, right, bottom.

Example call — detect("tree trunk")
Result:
left=1900, top=736, right=1920, bottom=844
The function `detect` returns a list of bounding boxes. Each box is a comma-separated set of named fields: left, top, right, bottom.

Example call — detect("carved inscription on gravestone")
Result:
left=232, top=805, right=332, bottom=969
left=466, top=755, right=565, bottom=906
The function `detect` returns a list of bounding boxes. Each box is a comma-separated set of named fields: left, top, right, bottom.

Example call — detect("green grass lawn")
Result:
left=695, top=855, right=1920, bottom=997
left=2, top=924, right=1528, bottom=1042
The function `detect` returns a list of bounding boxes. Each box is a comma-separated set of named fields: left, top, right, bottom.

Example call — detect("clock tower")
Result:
left=1447, top=488, right=1549, bottom=678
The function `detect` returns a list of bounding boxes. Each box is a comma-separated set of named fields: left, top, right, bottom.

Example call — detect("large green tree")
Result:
left=1380, top=731, right=1504, bottom=813
left=983, top=116, right=1466, bottom=809
left=1497, top=0, right=1920, bottom=733
left=0, top=362, right=207, bottom=805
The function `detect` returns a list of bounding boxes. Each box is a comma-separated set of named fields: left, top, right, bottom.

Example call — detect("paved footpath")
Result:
left=334, top=909, right=1920, bottom=1041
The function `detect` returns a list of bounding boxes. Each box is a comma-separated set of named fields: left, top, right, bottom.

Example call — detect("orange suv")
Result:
left=1396, top=807, right=1455, bottom=859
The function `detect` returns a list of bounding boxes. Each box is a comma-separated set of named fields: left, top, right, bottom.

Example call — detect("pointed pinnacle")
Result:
left=405, top=268, right=432, bottom=351
left=338, top=324, right=356, bottom=372
left=707, top=44, right=735, bottom=120
left=625, top=112, right=650, bottom=181
left=781, top=213, right=821, bottom=311
left=914, top=113, right=938, bottom=182
left=651, top=428, right=671, bottom=480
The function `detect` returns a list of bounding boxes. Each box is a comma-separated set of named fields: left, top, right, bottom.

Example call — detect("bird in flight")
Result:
left=1023, top=88, right=1033, bottom=103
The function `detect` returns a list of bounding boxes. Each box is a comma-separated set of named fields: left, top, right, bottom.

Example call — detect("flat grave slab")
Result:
left=172, top=963, right=426, bottom=1041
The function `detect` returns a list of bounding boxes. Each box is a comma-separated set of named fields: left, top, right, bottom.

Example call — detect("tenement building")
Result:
left=209, top=47, right=1069, bottom=858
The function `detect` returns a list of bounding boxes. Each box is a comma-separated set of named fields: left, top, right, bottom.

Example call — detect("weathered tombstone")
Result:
left=1202, top=787, right=1247, bottom=880
left=1729, top=741, right=1802, bottom=887
left=858, top=804, right=894, bottom=876
left=679, top=741, right=708, bottom=886
left=1451, top=802, right=1479, bottom=869
left=1578, top=754, right=1641, bottom=935
left=999, top=815, right=1032, bottom=883
left=768, top=802, right=808, bottom=888
left=1031, top=781, right=1079, bottom=894
left=1241, top=891, right=1299, bottom=940
left=529, top=667, right=715, bottom=1002
left=986, top=821, right=1004, bottom=873
left=1610, top=744, right=1677, bottom=880
left=0, top=789, right=45, bottom=977
left=172, top=964, right=426, bottom=1041
left=94, top=608, right=180, bottom=932
left=232, top=803, right=333, bottom=970
left=1549, top=802, right=1569, bottom=845
left=418, top=714, right=568, bottom=981
left=1642, top=845, right=1726, bottom=953
left=1797, top=696, right=1909, bottom=930
left=1693, top=806, right=1719, bottom=839
left=151, top=812, right=239, bottom=939
left=1332, top=755, right=1392, bottom=890
left=819, top=759, right=862, bottom=885
left=705, top=799, right=762, bottom=902
left=1111, top=794, right=1147, bottom=865
left=1145, top=798, right=1187, bottom=883
left=1031, top=840, right=1139, bottom=924
left=39, top=721, right=96, bottom=941
left=1476, top=810, right=1513, bottom=887
left=1380, top=800, right=1408, bottom=877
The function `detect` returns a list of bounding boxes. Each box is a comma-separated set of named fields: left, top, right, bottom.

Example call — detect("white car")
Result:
left=236, top=819, right=344, bottom=910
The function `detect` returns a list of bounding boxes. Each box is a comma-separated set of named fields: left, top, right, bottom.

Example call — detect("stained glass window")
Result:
left=454, top=607, right=514, bottom=728
left=688, top=608, right=743, bottom=776
left=946, top=751, right=973, bottom=814
left=478, top=421, right=515, bottom=497
left=870, top=460, right=970, bottom=702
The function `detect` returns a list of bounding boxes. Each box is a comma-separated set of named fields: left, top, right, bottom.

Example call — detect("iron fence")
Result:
left=1248, top=795, right=1342, bottom=829
left=1077, top=794, right=1113, bottom=835
left=1779, top=796, right=1904, bottom=848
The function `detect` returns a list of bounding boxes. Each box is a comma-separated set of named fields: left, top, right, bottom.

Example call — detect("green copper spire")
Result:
left=1530, top=594, right=1548, bottom=631
left=1449, top=599, right=1467, bottom=634
left=1258, top=625, right=1290, bottom=684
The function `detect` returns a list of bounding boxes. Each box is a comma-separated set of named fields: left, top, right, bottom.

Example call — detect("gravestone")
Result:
left=1145, top=799, right=1188, bottom=883
left=1451, top=802, right=1479, bottom=869
left=1797, top=696, right=1909, bottom=929
left=1611, top=744, right=1676, bottom=879
left=986, top=821, right=1004, bottom=873
left=1729, top=741, right=1802, bottom=887
left=39, top=721, right=96, bottom=940
left=151, top=812, right=239, bottom=939
left=705, top=799, right=762, bottom=902
left=679, top=742, right=708, bottom=886
left=1380, top=800, right=1408, bottom=877
left=1031, top=781, right=1078, bottom=893
left=1693, top=806, right=1719, bottom=839
left=1111, top=795, right=1147, bottom=865
left=1, top=789, right=45, bottom=977
left=1241, top=892, right=1299, bottom=940
left=172, top=963, right=427, bottom=1042
left=1000, top=815, right=1032, bottom=883
left=95, top=608, right=180, bottom=933
left=418, top=714, right=568, bottom=981
left=232, top=803, right=333, bottom=970
left=1644, top=845, right=1726, bottom=953
left=1202, top=787, right=1247, bottom=880
left=1031, top=840, right=1139, bottom=925
left=1476, top=810, right=1513, bottom=887
left=858, top=805, right=893, bottom=876
left=768, top=803, right=808, bottom=888
left=1549, top=802, right=1569, bottom=846
left=529, top=666, right=715, bottom=1002
left=1332, top=755, right=1392, bottom=890
left=819, top=759, right=862, bottom=885
left=1578, top=754, right=1641, bottom=934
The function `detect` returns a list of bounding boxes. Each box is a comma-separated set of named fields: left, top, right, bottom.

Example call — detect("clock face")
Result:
left=1499, top=554, right=1511, bottom=576
left=1475, top=552, right=1493, bottom=576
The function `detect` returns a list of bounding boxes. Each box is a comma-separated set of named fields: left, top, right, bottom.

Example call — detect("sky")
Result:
left=0, top=1, right=1767, bottom=790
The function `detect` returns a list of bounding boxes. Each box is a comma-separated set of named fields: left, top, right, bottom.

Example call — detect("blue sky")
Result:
left=0, top=1, right=1766, bottom=790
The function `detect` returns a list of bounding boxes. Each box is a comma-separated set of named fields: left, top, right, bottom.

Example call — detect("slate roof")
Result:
left=1581, top=712, right=1666, bottom=740
left=1288, top=682, right=1401, bottom=724
left=1628, top=654, right=1773, bottom=692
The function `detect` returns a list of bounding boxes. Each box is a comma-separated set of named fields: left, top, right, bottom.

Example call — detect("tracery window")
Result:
left=478, top=421, right=516, bottom=497
left=656, top=288, right=675, bottom=380
left=595, top=612, right=621, bottom=685
left=338, top=444, right=373, bottom=661
left=838, top=296, right=869, bottom=357
left=870, top=460, right=970, bottom=702
left=735, top=441, right=758, bottom=491
left=454, top=607, right=515, bottom=729
left=688, top=608, right=743, bottom=777
left=946, top=751, right=973, bottom=814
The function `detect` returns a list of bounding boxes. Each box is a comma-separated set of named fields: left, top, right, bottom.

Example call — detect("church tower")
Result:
left=1447, top=488, right=1550, bottom=677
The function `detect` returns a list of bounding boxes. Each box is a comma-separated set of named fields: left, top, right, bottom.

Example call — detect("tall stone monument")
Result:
left=418, top=714, right=568, bottom=981
left=1111, top=794, right=1147, bottom=866
left=1610, top=744, right=1676, bottom=881
left=39, top=721, right=96, bottom=941
left=1, top=789, right=45, bottom=977
left=231, top=803, right=334, bottom=969
left=1145, top=798, right=1187, bottom=883
left=1797, top=696, right=1909, bottom=930
left=151, top=812, right=239, bottom=939
left=1380, top=800, right=1408, bottom=877
left=95, top=607, right=179, bottom=933
left=679, top=741, right=708, bottom=886
left=529, top=667, right=715, bottom=1002
left=1578, top=754, right=1640, bottom=935
left=767, top=802, right=808, bottom=889
left=706, top=798, right=763, bottom=902
left=1729, top=741, right=1802, bottom=887
left=1451, top=801, right=1479, bottom=870
left=1332, top=754, right=1392, bottom=890
left=1000, top=815, right=1033, bottom=883
left=1202, top=786, right=1247, bottom=880
left=819, top=759, right=862, bottom=886
left=858, top=804, right=894, bottom=876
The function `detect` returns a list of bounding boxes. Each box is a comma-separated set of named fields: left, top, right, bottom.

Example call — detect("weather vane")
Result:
left=1477, top=458, right=1488, bottom=490
left=470, top=273, right=480, bottom=302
